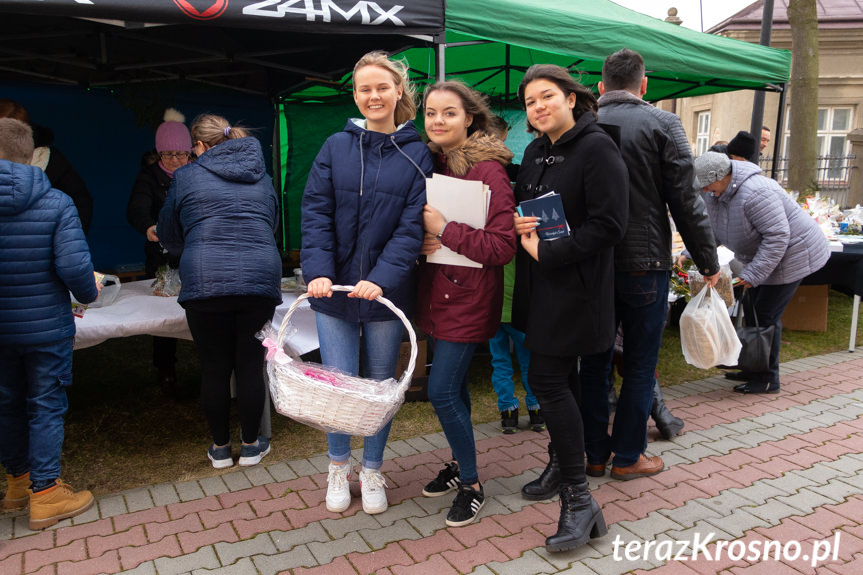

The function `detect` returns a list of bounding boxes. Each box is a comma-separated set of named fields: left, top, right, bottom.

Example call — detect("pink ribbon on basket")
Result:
left=303, top=367, right=342, bottom=387
left=262, top=338, right=291, bottom=365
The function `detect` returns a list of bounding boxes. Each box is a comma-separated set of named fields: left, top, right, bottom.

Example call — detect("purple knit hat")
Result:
left=155, top=108, right=191, bottom=153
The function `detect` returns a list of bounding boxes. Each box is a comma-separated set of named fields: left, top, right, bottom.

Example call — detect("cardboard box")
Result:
left=395, top=338, right=429, bottom=402
left=395, top=337, right=427, bottom=381
left=781, top=284, right=829, bottom=332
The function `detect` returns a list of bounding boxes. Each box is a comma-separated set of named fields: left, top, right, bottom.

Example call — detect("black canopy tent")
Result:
left=0, top=1, right=444, bottom=97
left=0, top=1, right=444, bottom=267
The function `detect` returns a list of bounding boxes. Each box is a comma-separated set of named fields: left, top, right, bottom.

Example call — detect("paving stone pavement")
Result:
left=2, top=350, right=863, bottom=574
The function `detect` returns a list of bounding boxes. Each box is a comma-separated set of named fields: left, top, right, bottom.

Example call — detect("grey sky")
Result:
left=609, top=0, right=758, bottom=31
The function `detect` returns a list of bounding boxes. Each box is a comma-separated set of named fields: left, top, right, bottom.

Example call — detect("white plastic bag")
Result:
left=679, top=286, right=741, bottom=369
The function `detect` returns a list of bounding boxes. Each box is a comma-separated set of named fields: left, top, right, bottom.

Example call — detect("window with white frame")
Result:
left=695, top=111, right=711, bottom=156
left=783, top=106, right=854, bottom=156
left=782, top=106, right=854, bottom=179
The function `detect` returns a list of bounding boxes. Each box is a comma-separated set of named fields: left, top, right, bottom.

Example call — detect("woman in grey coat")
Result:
left=693, top=151, right=829, bottom=393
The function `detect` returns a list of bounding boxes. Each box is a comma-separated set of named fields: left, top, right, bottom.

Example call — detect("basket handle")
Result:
left=276, top=284, right=418, bottom=382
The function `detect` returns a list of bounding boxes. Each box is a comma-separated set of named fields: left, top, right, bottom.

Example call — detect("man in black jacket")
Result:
left=580, top=49, right=720, bottom=481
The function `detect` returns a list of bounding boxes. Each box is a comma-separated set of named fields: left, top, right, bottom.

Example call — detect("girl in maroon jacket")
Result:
left=415, top=81, right=517, bottom=527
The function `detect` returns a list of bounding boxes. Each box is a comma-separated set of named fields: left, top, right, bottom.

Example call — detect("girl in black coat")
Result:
left=511, top=65, right=629, bottom=553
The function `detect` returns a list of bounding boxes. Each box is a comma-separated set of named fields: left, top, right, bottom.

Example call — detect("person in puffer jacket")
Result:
left=416, top=80, right=517, bottom=528
left=301, top=51, right=433, bottom=517
left=158, top=114, right=281, bottom=471
left=0, top=118, right=99, bottom=530
left=694, top=152, right=830, bottom=394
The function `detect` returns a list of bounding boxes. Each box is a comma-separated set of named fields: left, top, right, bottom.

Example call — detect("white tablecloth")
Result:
left=73, top=280, right=318, bottom=355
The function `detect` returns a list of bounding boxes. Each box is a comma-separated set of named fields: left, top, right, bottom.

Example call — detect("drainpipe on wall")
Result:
left=665, top=8, right=682, bottom=116
left=665, top=6, right=683, bottom=116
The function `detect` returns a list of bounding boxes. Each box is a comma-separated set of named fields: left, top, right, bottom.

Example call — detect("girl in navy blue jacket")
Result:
left=301, top=51, right=433, bottom=516
left=158, top=114, right=281, bottom=471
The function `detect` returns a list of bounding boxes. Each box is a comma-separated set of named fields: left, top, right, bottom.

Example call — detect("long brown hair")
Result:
left=517, top=64, right=597, bottom=134
left=422, top=80, right=493, bottom=137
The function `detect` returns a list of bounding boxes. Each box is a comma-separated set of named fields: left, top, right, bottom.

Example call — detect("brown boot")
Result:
left=28, top=479, right=94, bottom=530
left=610, top=454, right=664, bottom=481
left=2, top=472, right=31, bottom=511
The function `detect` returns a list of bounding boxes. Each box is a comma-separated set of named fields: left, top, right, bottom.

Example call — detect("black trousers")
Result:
left=528, top=351, right=585, bottom=485
left=145, top=263, right=177, bottom=371
left=184, top=296, right=278, bottom=445
left=742, top=280, right=801, bottom=385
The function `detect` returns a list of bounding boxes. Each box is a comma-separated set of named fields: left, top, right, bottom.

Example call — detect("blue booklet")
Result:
left=517, top=192, right=570, bottom=240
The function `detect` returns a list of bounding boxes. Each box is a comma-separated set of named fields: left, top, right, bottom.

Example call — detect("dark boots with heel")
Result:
left=545, top=482, right=608, bottom=552
left=651, top=380, right=684, bottom=439
left=521, top=442, right=561, bottom=500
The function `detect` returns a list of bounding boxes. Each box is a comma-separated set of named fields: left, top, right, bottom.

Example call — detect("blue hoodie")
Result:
left=0, top=159, right=97, bottom=345
left=301, top=119, right=432, bottom=322
left=158, top=137, right=281, bottom=304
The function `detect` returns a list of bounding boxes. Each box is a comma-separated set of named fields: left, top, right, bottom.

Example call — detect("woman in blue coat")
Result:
left=301, top=51, right=432, bottom=517
left=158, top=114, right=281, bottom=471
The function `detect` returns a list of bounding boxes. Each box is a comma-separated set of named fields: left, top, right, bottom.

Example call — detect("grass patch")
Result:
left=1, top=290, right=859, bottom=496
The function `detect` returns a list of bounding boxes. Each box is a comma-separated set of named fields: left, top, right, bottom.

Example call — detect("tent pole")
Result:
left=436, top=41, right=445, bottom=82
left=772, top=82, right=787, bottom=179
left=749, top=0, right=774, bottom=163
left=505, top=44, right=510, bottom=102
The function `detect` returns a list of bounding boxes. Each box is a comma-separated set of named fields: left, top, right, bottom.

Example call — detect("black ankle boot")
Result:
left=521, top=442, right=561, bottom=500
left=545, top=482, right=608, bottom=552
left=651, top=380, right=684, bottom=439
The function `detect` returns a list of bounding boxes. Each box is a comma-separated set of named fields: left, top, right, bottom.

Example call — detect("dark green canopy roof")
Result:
left=445, top=0, right=790, bottom=101
left=290, top=0, right=791, bottom=103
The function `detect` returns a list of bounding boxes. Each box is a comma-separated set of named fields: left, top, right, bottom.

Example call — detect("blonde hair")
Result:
left=353, top=51, right=417, bottom=126
left=189, top=114, right=250, bottom=147
left=0, top=118, right=35, bottom=164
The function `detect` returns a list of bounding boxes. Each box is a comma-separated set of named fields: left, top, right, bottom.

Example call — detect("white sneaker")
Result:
left=359, top=467, right=388, bottom=515
left=326, top=463, right=351, bottom=513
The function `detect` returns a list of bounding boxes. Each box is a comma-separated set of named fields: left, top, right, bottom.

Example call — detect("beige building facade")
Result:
left=660, top=0, right=862, bottom=164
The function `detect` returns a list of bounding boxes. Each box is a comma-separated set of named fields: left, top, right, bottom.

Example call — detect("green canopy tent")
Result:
left=278, top=0, right=792, bottom=250
left=442, top=0, right=790, bottom=101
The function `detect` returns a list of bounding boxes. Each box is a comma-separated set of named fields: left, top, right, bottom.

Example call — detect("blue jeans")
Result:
left=426, top=338, right=479, bottom=485
left=315, top=312, right=404, bottom=470
left=0, top=337, right=74, bottom=491
left=742, top=280, right=801, bottom=385
left=488, top=323, right=537, bottom=412
left=581, top=270, right=669, bottom=468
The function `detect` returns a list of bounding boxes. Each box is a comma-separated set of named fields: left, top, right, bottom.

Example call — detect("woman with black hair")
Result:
left=512, top=64, right=629, bottom=552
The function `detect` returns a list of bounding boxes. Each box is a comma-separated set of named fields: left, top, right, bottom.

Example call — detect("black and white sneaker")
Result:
left=445, top=483, right=485, bottom=527
left=422, top=462, right=461, bottom=497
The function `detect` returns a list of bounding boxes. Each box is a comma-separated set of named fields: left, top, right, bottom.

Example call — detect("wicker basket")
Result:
left=267, top=285, right=417, bottom=436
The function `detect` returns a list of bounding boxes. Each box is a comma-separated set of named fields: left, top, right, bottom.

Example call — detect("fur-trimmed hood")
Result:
left=429, top=130, right=513, bottom=177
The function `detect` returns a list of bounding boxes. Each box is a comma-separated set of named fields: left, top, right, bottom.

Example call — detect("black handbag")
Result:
left=733, top=290, right=775, bottom=373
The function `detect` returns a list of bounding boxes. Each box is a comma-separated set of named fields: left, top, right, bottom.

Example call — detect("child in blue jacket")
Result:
left=0, top=118, right=100, bottom=530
